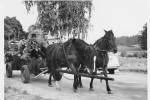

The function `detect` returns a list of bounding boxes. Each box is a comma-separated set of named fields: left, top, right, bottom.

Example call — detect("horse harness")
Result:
left=62, top=40, right=93, bottom=69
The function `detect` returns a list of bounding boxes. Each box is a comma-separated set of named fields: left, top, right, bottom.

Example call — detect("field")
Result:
left=117, top=45, right=147, bottom=73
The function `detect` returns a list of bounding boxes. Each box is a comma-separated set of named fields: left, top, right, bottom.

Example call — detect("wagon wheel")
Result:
left=6, top=62, right=12, bottom=78
left=21, top=65, right=30, bottom=83
left=53, top=72, right=62, bottom=81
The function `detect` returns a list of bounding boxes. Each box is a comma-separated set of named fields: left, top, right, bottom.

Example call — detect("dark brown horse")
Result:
left=78, top=30, right=117, bottom=94
left=46, top=39, right=96, bottom=92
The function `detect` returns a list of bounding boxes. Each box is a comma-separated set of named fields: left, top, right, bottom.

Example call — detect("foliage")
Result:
left=138, top=23, right=147, bottom=50
left=120, top=51, right=147, bottom=58
left=120, top=51, right=127, bottom=57
left=4, top=16, right=27, bottom=40
left=116, top=35, right=138, bottom=46
left=28, top=24, right=49, bottom=48
left=4, top=40, right=10, bottom=52
left=116, top=23, right=147, bottom=50
left=24, top=1, right=92, bottom=40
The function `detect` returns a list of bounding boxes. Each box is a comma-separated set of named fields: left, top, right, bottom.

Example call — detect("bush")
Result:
left=120, top=51, right=127, bottom=57
left=142, top=52, right=147, bottom=58
left=120, top=51, right=147, bottom=58
left=133, top=52, right=141, bottom=58
left=127, top=53, right=134, bottom=57
left=133, top=51, right=147, bottom=58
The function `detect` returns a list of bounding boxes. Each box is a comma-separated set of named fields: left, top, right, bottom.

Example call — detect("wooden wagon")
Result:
left=5, top=51, right=49, bottom=83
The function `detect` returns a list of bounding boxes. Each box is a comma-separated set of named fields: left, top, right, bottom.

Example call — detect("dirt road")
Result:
left=5, top=71, right=147, bottom=100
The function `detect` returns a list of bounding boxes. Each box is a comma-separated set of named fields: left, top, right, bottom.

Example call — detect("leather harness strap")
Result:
left=62, top=40, right=78, bottom=75
left=62, top=39, right=91, bottom=75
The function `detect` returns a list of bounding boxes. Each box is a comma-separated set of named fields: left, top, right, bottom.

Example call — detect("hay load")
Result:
left=27, top=29, right=49, bottom=50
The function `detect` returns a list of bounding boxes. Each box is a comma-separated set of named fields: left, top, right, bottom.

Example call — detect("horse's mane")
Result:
left=93, top=37, right=103, bottom=46
left=66, top=38, right=88, bottom=46
left=93, top=30, right=114, bottom=46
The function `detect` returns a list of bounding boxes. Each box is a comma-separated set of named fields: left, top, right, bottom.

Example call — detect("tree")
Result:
left=24, top=1, right=92, bottom=40
left=28, top=24, right=38, bottom=33
left=4, top=17, right=14, bottom=40
left=138, top=23, right=147, bottom=50
left=4, top=16, right=25, bottom=41
left=116, top=35, right=139, bottom=46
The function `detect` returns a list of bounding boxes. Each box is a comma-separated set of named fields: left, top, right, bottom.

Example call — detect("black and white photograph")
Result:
left=1, top=0, right=148, bottom=100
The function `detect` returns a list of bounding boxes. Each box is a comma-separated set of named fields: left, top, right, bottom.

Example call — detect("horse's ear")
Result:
left=104, top=29, right=107, bottom=33
left=104, top=29, right=108, bottom=38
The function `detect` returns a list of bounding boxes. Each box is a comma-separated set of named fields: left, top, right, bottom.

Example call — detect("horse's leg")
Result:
left=78, top=76, right=83, bottom=88
left=48, top=73, right=53, bottom=87
left=73, top=75, right=78, bottom=92
left=89, top=78, right=94, bottom=91
left=54, top=71, right=61, bottom=90
left=103, top=66, right=112, bottom=94
left=78, top=63, right=85, bottom=88
left=55, top=81, right=61, bottom=90
left=89, top=68, right=97, bottom=91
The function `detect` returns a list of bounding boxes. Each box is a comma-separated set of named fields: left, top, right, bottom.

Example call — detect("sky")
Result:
left=1, top=0, right=147, bottom=43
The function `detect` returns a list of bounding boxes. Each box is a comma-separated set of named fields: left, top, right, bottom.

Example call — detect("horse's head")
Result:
left=103, top=30, right=117, bottom=53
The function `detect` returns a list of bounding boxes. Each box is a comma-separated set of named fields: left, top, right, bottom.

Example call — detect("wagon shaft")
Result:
left=56, top=69, right=114, bottom=81
left=34, top=69, right=48, bottom=79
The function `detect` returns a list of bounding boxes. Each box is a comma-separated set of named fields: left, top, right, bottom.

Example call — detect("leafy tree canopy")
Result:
left=24, top=0, right=92, bottom=39
left=138, top=23, right=147, bottom=50
left=4, top=16, right=26, bottom=40
left=116, top=35, right=139, bottom=46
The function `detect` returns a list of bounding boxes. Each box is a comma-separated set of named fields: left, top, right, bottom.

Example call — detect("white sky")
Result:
left=87, top=0, right=147, bottom=43
left=1, top=0, right=147, bottom=43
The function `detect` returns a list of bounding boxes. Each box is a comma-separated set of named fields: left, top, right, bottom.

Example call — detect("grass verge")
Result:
left=118, top=57, right=147, bottom=73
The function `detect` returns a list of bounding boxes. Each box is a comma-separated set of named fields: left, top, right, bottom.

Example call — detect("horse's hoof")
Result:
left=73, top=89, right=77, bottom=92
left=108, top=91, right=113, bottom=94
left=89, top=88, right=94, bottom=91
left=49, top=84, right=53, bottom=87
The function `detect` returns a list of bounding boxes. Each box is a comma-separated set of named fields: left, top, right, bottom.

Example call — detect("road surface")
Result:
left=5, top=71, right=147, bottom=100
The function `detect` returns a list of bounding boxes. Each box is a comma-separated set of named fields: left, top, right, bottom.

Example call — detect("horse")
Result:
left=46, top=39, right=96, bottom=92
left=78, top=30, right=117, bottom=94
